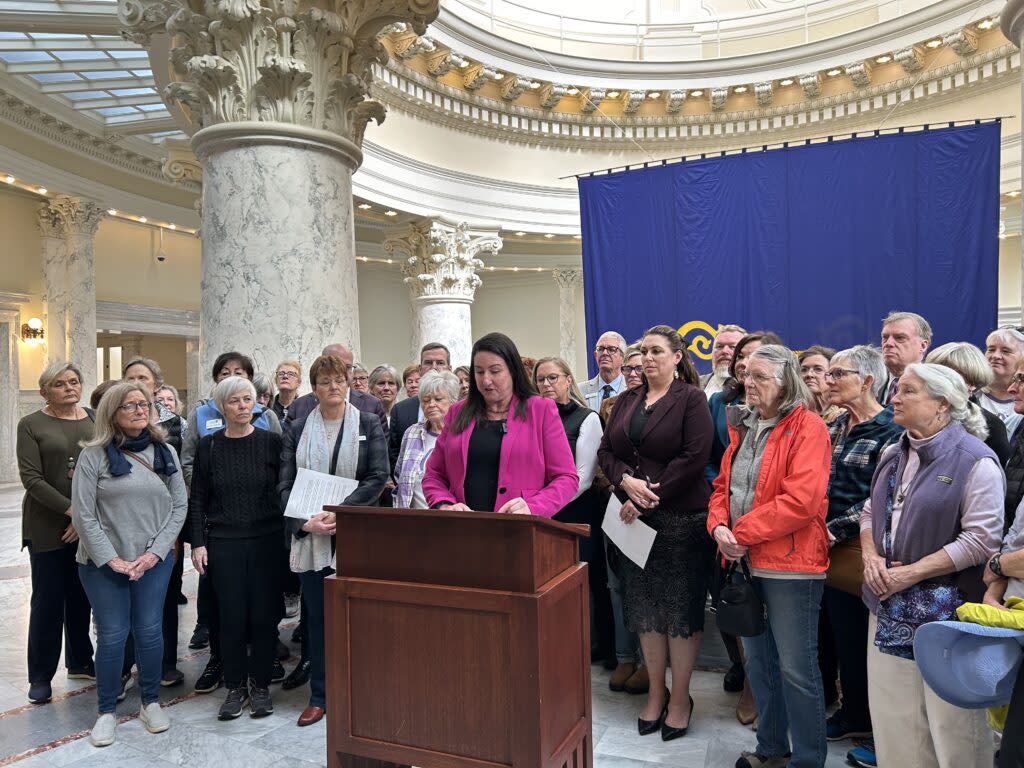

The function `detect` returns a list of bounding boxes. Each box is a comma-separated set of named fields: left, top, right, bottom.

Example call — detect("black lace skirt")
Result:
left=622, top=507, right=715, bottom=638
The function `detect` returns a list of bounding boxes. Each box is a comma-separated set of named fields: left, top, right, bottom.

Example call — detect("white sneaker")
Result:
left=139, top=702, right=170, bottom=733
left=90, top=713, right=116, bottom=747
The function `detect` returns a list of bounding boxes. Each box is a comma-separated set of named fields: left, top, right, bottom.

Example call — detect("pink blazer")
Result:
left=422, top=394, right=579, bottom=518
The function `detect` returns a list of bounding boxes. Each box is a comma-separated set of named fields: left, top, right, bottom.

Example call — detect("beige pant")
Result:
left=867, top=614, right=992, bottom=768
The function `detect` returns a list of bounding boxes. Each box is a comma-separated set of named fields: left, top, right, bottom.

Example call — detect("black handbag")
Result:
left=713, top=559, right=766, bottom=637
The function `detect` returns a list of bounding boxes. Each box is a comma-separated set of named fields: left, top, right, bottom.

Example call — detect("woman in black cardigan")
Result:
left=278, top=354, right=388, bottom=728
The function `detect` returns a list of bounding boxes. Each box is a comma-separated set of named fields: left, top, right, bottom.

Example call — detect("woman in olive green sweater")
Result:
left=16, top=361, right=96, bottom=705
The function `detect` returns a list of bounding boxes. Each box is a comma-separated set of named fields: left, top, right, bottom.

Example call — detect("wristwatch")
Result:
left=989, top=553, right=1004, bottom=577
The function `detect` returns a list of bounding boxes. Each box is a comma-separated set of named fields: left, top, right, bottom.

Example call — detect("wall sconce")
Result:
left=21, top=317, right=44, bottom=346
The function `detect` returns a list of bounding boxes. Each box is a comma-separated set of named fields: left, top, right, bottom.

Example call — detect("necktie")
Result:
left=601, top=384, right=613, bottom=401
left=887, top=377, right=899, bottom=403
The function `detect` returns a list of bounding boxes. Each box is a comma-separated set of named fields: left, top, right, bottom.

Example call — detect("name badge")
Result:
left=937, top=475, right=953, bottom=485
left=358, top=435, right=366, bottom=442
left=205, top=418, right=223, bottom=430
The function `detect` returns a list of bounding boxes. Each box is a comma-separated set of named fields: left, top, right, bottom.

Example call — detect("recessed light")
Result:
left=779, top=78, right=794, bottom=86
left=107, top=208, right=117, bottom=216
left=512, top=267, right=519, bottom=272
left=489, top=266, right=495, bottom=270
left=168, top=223, right=176, bottom=230
left=384, top=210, right=398, bottom=216
left=357, top=202, right=371, bottom=210
left=690, top=90, right=703, bottom=97
left=458, top=59, right=470, bottom=68
left=360, top=256, right=368, bottom=262
left=543, top=233, right=555, bottom=239
left=529, top=81, right=540, bottom=89
left=648, top=91, right=661, bottom=99
left=535, top=267, right=543, bottom=272
left=875, top=54, right=892, bottom=64
left=734, top=85, right=748, bottom=93
left=978, top=18, right=995, bottom=30
left=1007, top=190, right=1021, bottom=198
left=492, top=71, right=504, bottom=79
left=38, top=187, right=47, bottom=195
left=139, top=216, right=147, bottom=223
left=568, top=87, right=579, bottom=95
left=607, top=90, right=621, bottom=99
left=386, top=258, right=393, bottom=264
left=925, top=38, right=942, bottom=48
left=4, top=175, right=13, bottom=184
left=826, top=68, right=842, bottom=77
left=515, top=231, right=526, bottom=236
left=573, top=234, right=582, bottom=239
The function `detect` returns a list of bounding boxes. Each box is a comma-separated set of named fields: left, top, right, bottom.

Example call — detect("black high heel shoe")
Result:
left=637, top=694, right=669, bottom=736
left=661, top=695, right=694, bottom=741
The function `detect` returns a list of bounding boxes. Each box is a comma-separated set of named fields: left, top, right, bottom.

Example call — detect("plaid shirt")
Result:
left=826, top=407, right=903, bottom=543
left=394, top=422, right=439, bottom=509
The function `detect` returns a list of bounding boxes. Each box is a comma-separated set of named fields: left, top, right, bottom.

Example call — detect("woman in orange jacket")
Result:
left=706, top=345, right=832, bottom=768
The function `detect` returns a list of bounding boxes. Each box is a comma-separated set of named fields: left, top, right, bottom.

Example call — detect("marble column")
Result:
left=119, top=0, right=440, bottom=377
left=553, top=268, right=583, bottom=375
left=36, top=196, right=105, bottom=390
left=383, top=221, right=502, bottom=367
left=1003, top=0, right=1024, bottom=324
left=0, top=308, right=20, bottom=483
left=185, top=337, right=202, bottom=412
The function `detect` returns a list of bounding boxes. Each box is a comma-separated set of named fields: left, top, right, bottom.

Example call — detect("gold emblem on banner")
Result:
left=678, top=321, right=719, bottom=361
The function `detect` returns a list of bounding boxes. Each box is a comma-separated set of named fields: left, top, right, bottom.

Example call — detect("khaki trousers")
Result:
left=867, top=614, right=992, bottom=768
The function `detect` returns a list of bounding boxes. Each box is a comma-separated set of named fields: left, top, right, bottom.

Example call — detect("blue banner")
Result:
left=578, top=122, right=1001, bottom=375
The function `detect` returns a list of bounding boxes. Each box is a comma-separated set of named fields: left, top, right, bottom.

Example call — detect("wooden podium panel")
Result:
left=324, top=507, right=592, bottom=768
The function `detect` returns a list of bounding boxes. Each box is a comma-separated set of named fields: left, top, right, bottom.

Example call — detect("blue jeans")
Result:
left=298, top=567, right=333, bottom=708
left=605, top=539, right=638, bottom=664
left=78, top=555, right=173, bottom=713
left=741, top=576, right=827, bottom=768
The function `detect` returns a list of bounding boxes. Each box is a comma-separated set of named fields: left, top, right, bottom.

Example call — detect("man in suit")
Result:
left=580, top=331, right=628, bottom=411
left=699, top=324, right=746, bottom=399
left=388, top=342, right=451, bottom=473
left=283, top=343, right=387, bottom=437
left=879, top=311, right=931, bottom=405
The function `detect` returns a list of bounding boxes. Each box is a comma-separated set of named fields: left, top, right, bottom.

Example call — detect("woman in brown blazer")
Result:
left=598, top=324, right=714, bottom=742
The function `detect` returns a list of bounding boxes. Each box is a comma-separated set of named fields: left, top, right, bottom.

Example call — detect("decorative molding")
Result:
left=755, top=81, right=773, bottom=107
left=895, top=44, right=926, bottom=72
left=162, top=138, right=202, bottom=183
left=710, top=86, right=728, bottom=111
left=539, top=83, right=569, bottom=109
left=499, top=74, right=530, bottom=102
left=580, top=88, right=605, bottom=114
left=944, top=27, right=980, bottom=55
left=0, top=291, right=31, bottom=308
left=39, top=195, right=105, bottom=237
left=624, top=90, right=645, bottom=115
left=665, top=89, right=687, bottom=113
left=844, top=61, right=872, bottom=88
left=96, top=300, right=199, bottom=337
left=799, top=72, right=822, bottom=98
left=119, top=0, right=440, bottom=148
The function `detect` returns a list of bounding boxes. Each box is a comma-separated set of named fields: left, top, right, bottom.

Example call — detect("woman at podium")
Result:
left=422, top=332, right=578, bottom=517
left=598, top=324, right=714, bottom=742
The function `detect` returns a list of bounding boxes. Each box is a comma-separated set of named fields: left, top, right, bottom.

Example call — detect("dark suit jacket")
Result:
left=278, top=409, right=389, bottom=537
left=284, top=390, right=388, bottom=439
left=598, top=379, right=714, bottom=515
left=387, top=397, right=420, bottom=475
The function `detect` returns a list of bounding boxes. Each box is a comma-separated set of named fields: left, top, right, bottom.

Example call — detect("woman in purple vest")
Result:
left=860, top=363, right=1004, bottom=768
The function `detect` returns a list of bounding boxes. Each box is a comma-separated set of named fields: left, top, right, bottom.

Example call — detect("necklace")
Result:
left=897, top=478, right=912, bottom=504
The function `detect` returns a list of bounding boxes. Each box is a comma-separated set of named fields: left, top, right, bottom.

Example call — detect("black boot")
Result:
left=282, top=659, right=311, bottom=691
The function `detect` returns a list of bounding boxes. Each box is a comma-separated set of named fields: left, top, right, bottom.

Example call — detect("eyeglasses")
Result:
left=118, top=401, right=152, bottom=413
left=622, top=365, right=644, bottom=375
left=276, top=370, right=298, bottom=380
left=536, top=374, right=565, bottom=385
left=317, top=378, right=347, bottom=388
left=594, top=346, right=622, bottom=355
left=352, top=375, right=369, bottom=383
left=824, top=368, right=860, bottom=381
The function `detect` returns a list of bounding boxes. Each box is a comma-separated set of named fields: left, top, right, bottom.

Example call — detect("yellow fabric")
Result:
left=955, top=599, right=1024, bottom=732
left=956, top=598, right=1024, bottom=630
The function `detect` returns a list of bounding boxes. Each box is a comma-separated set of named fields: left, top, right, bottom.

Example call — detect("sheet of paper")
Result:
left=283, top=467, right=360, bottom=520
left=601, top=495, right=657, bottom=569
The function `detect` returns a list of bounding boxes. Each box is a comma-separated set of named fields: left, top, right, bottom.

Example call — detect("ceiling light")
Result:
left=535, top=267, right=543, bottom=272
left=607, top=90, right=621, bottom=99
left=925, top=38, right=942, bottom=48
left=648, top=91, right=661, bottom=99
left=779, top=78, right=794, bottom=86
left=529, top=81, right=540, bottom=89
left=734, top=85, right=748, bottom=93
left=512, top=267, right=519, bottom=272
left=492, top=71, right=504, bottom=79
left=357, top=202, right=371, bottom=210
left=568, top=87, right=579, bottom=95
left=543, top=233, right=555, bottom=239
left=168, top=224, right=176, bottom=230
left=4, top=175, right=13, bottom=184
left=139, top=216, right=147, bottom=223
left=977, top=18, right=995, bottom=30
left=1007, top=190, right=1021, bottom=198
left=360, top=256, right=368, bottom=262
left=515, top=231, right=526, bottom=236
left=875, top=54, right=892, bottom=64
left=384, top=210, right=397, bottom=216
left=573, top=234, right=582, bottom=239
left=690, top=90, right=703, bottom=97
left=38, top=187, right=47, bottom=195
left=458, top=59, right=470, bottom=68
left=826, top=68, right=842, bottom=77
left=107, top=208, right=117, bottom=216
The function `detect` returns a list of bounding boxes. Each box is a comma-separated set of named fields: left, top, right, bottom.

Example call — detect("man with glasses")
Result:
left=879, top=311, right=931, bottom=405
left=388, top=343, right=451, bottom=475
left=701, top=324, right=747, bottom=398
left=270, top=361, right=302, bottom=422
left=580, top=331, right=628, bottom=412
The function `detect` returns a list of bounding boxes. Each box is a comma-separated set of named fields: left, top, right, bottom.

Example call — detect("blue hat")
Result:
left=914, top=621, right=1024, bottom=709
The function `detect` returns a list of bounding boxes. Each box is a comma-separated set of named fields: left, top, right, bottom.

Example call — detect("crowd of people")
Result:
left=17, top=315, right=1024, bottom=768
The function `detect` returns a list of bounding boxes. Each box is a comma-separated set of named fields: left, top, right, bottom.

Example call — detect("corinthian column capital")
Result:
left=118, top=0, right=439, bottom=152
left=37, top=196, right=106, bottom=238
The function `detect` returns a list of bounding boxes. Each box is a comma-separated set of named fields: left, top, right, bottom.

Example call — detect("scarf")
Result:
left=106, top=429, right=178, bottom=477
left=290, top=403, right=361, bottom=573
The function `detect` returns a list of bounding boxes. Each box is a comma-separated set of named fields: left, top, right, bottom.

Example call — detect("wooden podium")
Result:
left=324, top=506, right=592, bottom=768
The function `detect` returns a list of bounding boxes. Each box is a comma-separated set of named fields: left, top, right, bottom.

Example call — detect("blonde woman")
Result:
left=72, top=382, right=187, bottom=747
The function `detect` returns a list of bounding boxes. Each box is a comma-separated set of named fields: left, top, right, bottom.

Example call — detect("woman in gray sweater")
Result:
left=72, top=382, right=187, bottom=748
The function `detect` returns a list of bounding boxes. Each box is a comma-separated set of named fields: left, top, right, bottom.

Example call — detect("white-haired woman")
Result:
left=707, top=345, right=832, bottom=768
left=350, top=362, right=370, bottom=394
left=820, top=345, right=903, bottom=750
left=252, top=372, right=276, bottom=409
left=926, top=342, right=1011, bottom=465
left=860, top=363, right=1004, bottom=768
left=72, top=382, right=187, bottom=747
left=369, top=365, right=400, bottom=428
left=17, top=361, right=95, bottom=705
left=980, top=326, right=1024, bottom=440
left=394, top=370, right=460, bottom=508
left=187, top=376, right=284, bottom=721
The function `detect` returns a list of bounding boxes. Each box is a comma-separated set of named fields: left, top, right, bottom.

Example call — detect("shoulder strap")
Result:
left=83, top=407, right=96, bottom=423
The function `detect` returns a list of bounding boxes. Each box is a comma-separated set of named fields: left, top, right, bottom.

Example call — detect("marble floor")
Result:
left=0, top=483, right=853, bottom=768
